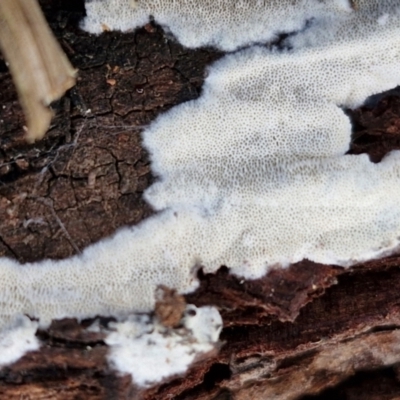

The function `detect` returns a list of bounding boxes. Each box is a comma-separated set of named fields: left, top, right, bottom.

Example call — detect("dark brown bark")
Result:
left=1, top=1, right=400, bottom=399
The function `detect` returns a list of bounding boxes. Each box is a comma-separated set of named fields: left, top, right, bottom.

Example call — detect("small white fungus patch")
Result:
left=105, top=306, right=222, bottom=387
left=0, top=316, right=39, bottom=367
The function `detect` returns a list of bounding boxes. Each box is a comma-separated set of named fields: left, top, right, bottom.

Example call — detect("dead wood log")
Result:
left=0, top=1, right=400, bottom=399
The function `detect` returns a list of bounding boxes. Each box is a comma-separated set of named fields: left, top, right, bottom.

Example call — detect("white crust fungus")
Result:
left=82, top=0, right=353, bottom=51
left=0, top=0, right=400, bottom=380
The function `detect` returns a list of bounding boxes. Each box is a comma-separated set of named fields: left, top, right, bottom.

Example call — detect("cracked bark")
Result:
left=1, top=1, right=400, bottom=399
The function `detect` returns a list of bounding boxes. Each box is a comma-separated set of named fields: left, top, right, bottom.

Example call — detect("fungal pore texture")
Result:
left=0, top=0, right=399, bottom=382
left=82, top=0, right=353, bottom=51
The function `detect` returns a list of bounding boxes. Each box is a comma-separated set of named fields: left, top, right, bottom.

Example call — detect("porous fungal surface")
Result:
left=1, top=0, right=400, bottom=384
left=83, top=0, right=354, bottom=51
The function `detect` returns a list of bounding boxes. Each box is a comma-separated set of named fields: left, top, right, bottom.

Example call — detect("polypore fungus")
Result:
left=0, top=0, right=399, bottom=387
left=83, top=0, right=354, bottom=51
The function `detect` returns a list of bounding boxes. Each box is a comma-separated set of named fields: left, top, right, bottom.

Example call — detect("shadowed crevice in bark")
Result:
left=301, top=367, right=400, bottom=400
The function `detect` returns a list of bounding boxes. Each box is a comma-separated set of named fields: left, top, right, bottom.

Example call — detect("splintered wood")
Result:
left=0, top=0, right=76, bottom=142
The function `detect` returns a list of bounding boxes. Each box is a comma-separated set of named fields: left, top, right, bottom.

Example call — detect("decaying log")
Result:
left=1, top=1, right=400, bottom=399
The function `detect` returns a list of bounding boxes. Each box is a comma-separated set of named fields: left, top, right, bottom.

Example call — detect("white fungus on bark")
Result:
left=82, top=0, right=354, bottom=51
left=0, top=0, right=400, bottom=385
left=0, top=316, right=39, bottom=367
left=105, top=305, right=222, bottom=387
